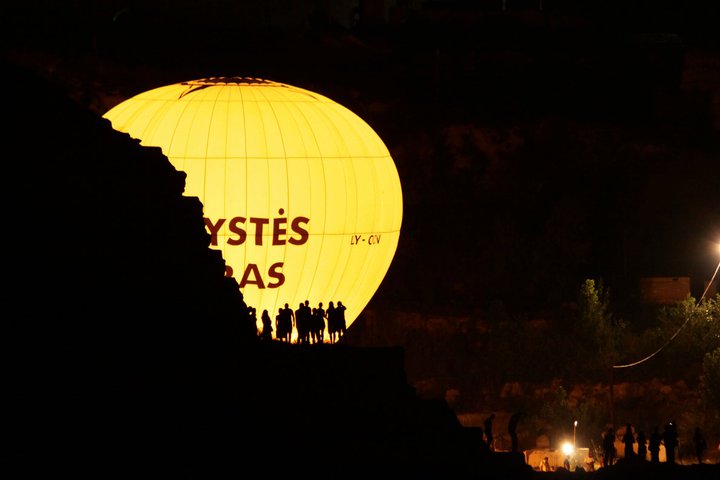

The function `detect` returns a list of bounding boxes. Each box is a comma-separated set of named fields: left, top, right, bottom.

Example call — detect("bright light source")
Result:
left=561, top=442, right=574, bottom=456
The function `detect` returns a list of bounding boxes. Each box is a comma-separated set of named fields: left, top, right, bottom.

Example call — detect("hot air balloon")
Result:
left=103, top=77, right=402, bottom=337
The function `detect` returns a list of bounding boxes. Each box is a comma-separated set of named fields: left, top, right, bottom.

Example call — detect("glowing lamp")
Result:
left=103, top=77, right=403, bottom=333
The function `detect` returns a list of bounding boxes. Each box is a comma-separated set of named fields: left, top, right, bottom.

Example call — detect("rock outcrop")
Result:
left=2, top=58, right=496, bottom=477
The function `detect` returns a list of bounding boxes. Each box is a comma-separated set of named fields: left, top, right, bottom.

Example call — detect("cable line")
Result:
left=613, top=260, right=720, bottom=369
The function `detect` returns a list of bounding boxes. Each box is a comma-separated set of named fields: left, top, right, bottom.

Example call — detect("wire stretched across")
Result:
left=613, top=260, right=720, bottom=369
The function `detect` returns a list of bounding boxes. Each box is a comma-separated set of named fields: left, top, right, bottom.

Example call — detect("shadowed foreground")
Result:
left=2, top=58, right=718, bottom=479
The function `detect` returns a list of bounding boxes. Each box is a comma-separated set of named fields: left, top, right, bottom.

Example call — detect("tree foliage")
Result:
left=639, top=293, right=720, bottom=377
left=576, top=279, right=625, bottom=370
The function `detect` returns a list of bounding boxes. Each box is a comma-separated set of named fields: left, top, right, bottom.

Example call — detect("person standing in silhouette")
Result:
left=621, top=423, right=635, bottom=460
left=484, top=413, right=495, bottom=451
left=336, top=301, right=347, bottom=340
left=248, top=307, right=258, bottom=336
left=314, top=302, right=326, bottom=343
left=278, top=303, right=294, bottom=343
left=283, top=303, right=295, bottom=343
left=636, top=429, right=647, bottom=461
left=662, top=422, right=678, bottom=464
left=301, top=300, right=312, bottom=343
left=326, top=301, right=338, bottom=343
left=275, top=307, right=284, bottom=342
left=693, top=427, right=707, bottom=464
left=602, top=427, right=616, bottom=468
left=648, top=426, right=661, bottom=463
left=295, top=302, right=307, bottom=344
left=260, top=309, right=273, bottom=341
left=308, top=308, right=317, bottom=343
left=508, top=411, right=523, bottom=452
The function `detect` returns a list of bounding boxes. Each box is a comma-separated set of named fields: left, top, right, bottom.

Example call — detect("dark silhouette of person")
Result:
left=692, top=427, right=707, bottom=464
left=636, top=429, right=647, bottom=461
left=276, top=303, right=293, bottom=343
left=295, top=302, right=307, bottom=344
left=301, top=300, right=312, bottom=343
left=484, top=413, right=495, bottom=451
left=314, top=302, right=326, bottom=343
left=260, top=308, right=273, bottom=341
left=662, top=422, right=678, bottom=464
left=648, top=426, right=661, bottom=463
left=310, top=308, right=318, bottom=343
left=508, top=411, right=523, bottom=452
left=274, top=307, right=285, bottom=341
left=274, top=308, right=285, bottom=342
left=602, top=427, right=616, bottom=468
left=621, top=423, right=635, bottom=460
left=326, top=301, right=338, bottom=343
left=248, top=306, right=258, bottom=336
left=336, top=300, right=347, bottom=339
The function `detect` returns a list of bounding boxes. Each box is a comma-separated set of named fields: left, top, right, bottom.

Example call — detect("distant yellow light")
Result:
left=561, top=442, right=574, bottom=456
left=103, top=77, right=403, bottom=332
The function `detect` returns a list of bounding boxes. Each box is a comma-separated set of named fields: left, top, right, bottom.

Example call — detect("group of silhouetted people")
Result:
left=254, top=300, right=347, bottom=345
left=601, top=421, right=708, bottom=466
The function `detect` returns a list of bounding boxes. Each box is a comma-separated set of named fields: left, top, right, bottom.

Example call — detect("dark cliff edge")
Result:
left=0, top=58, right=497, bottom=478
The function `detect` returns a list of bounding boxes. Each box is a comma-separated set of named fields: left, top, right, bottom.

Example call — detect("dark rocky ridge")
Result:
left=1, top=57, right=497, bottom=477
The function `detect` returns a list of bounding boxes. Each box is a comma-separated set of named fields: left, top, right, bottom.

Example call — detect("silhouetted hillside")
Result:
left=2, top=56, right=254, bottom=471
left=0, top=58, right=493, bottom=477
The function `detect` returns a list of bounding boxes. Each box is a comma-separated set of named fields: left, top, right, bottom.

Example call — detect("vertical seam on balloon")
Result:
left=270, top=86, right=297, bottom=337
left=239, top=84, right=249, bottom=309
left=327, top=106, right=357, bottom=310
left=204, top=85, right=227, bottom=287
left=317, top=103, right=367, bottom=320
left=204, top=85, right=221, bottom=215
left=278, top=88, right=300, bottom=313
left=292, top=95, right=326, bottom=309
left=256, top=84, right=284, bottom=319
left=249, top=86, right=271, bottom=314
left=195, top=87, right=212, bottom=221
left=308, top=101, right=343, bottom=320
left=223, top=85, right=231, bottom=276
left=172, top=85, right=201, bottom=194
left=313, top=101, right=330, bottom=319
left=285, top=94, right=315, bottom=307
left=139, top=91, right=177, bottom=163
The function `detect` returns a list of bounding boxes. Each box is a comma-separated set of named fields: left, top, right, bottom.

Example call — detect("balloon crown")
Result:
left=178, top=77, right=285, bottom=98
left=182, top=77, right=274, bottom=86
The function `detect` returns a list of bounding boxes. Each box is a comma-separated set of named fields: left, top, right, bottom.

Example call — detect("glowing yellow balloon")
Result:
left=103, top=77, right=402, bottom=333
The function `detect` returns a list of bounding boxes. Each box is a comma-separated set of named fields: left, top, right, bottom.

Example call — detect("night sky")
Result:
left=3, top=0, right=719, bottom=318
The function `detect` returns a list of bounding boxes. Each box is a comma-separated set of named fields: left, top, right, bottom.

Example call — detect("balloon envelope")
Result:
left=103, top=77, right=403, bottom=335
